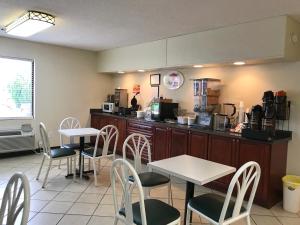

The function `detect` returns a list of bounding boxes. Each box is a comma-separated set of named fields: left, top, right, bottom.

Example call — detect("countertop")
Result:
left=90, top=109, right=292, bottom=143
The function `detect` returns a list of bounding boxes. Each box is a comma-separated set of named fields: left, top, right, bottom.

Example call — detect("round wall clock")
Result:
left=163, top=71, right=184, bottom=90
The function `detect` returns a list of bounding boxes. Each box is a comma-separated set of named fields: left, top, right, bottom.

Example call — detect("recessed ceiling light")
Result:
left=193, top=65, right=203, bottom=68
left=118, top=71, right=125, bottom=74
left=5, top=10, right=55, bottom=37
left=233, top=61, right=246, bottom=66
left=137, top=69, right=145, bottom=72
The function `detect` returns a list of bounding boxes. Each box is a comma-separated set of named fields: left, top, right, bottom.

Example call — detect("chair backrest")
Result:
left=0, top=173, right=30, bottom=225
left=39, top=122, right=51, bottom=156
left=94, top=125, right=119, bottom=157
left=111, top=158, right=147, bottom=225
left=219, top=161, right=261, bottom=224
left=122, top=133, right=151, bottom=173
left=59, top=117, right=81, bottom=147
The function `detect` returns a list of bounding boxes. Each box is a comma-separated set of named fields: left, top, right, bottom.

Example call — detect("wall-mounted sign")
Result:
left=150, top=74, right=161, bottom=87
left=133, top=84, right=140, bottom=94
left=163, top=71, right=184, bottom=90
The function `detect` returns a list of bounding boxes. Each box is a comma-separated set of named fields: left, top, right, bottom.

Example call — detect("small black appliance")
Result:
left=151, top=102, right=178, bottom=121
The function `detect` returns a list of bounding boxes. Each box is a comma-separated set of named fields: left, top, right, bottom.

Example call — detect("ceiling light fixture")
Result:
left=137, top=69, right=145, bottom=72
left=233, top=61, right=246, bottom=66
left=5, top=10, right=55, bottom=37
left=118, top=71, right=125, bottom=74
left=193, top=65, right=203, bottom=68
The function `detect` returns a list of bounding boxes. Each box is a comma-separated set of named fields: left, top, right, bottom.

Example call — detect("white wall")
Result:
left=113, top=61, right=300, bottom=175
left=0, top=37, right=113, bottom=146
left=1, top=36, right=299, bottom=175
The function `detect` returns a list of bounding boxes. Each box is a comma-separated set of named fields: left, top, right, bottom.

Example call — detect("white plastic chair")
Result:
left=123, top=133, right=172, bottom=204
left=111, top=158, right=181, bottom=225
left=36, top=122, right=77, bottom=188
left=81, top=125, right=119, bottom=186
left=58, top=117, right=81, bottom=169
left=186, top=161, right=261, bottom=225
left=0, top=173, right=30, bottom=225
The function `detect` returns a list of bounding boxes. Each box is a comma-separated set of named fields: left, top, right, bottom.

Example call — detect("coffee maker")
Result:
left=249, top=105, right=263, bottom=130
left=114, top=89, right=128, bottom=113
left=242, top=90, right=292, bottom=141
left=262, top=91, right=276, bottom=135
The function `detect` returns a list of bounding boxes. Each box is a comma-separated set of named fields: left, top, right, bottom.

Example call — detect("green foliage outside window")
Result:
left=7, top=74, right=32, bottom=108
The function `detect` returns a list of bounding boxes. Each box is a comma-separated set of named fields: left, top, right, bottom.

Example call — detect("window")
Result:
left=0, top=57, right=34, bottom=119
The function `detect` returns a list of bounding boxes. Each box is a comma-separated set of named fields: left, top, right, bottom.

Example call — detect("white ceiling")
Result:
left=1, top=0, right=300, bottom=51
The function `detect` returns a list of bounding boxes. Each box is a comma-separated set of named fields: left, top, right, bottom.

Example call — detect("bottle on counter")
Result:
left=238, top=101, right=245, bottom=124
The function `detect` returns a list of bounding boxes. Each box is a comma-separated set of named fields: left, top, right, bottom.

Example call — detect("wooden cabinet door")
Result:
left=169, top=128, right=189, bottom=157
left=188, top=132, right=208, bottom=159
left=153, top=126, right=170, bottom=161
left=237, top=140, right=270, bottom=203
left=90, top=115, right=103, bottom=144
left=90, top=115, right=126, bottom=154
left=116, top=118, right=127, bottom=155
left=106, top=117, right=126, bottom=155
left=208, top=135, right=237, bottom=190
left=108, top=117, right=118, bottom=127
left=126, top=121, right=154, bottom=161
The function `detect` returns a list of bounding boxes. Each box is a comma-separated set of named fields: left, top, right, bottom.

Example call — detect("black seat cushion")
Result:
left=129, top=172, right=170, bottom=187
left=82, top=148, right=112, bottom=157
left=119, top=199, right=180, bottom=225
left=189, top=193, right=246, bottom=222
left=63, top=143, right=81, bottom=149
left=50, top=148, right=76, bottom=158
left=63, top=143, right=90, bottom=149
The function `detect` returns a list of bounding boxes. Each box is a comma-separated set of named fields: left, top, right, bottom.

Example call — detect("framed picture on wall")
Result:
left=150, top=74, right=161, bottom=87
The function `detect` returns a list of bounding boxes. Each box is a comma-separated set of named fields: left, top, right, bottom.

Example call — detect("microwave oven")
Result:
left=151, top=102, right=178, bottom=121
left=102, top=102, right=115, bottom=113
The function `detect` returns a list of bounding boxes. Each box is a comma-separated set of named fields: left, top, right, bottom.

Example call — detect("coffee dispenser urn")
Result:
left=249, top=105, right=263, bottom=130
left=242, top=90, right=292, bottom=141
left=262, top=91, right=276, bottom=135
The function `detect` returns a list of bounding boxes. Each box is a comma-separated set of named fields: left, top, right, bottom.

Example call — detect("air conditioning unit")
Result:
left=0, top=130, right=35, bottom=153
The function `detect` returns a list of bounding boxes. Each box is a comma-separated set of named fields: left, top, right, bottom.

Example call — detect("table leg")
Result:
left=78, top=136, right=84, bottom=175
left=66, top=136, right=91, bottom=180
left=78, top=137, right=94, bottom=180
left=184, top=181, right=195, bottom=223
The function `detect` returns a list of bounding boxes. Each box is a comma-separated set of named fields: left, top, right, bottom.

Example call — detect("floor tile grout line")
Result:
left=54, top=173, right=109, bottom=225
left=275, top=216, right=284, bottom=225
left=28, top=170, right=91, bottom=223
left=3, top=155, right=300, bottom=225
left=57, top=177, right=109, bottom=225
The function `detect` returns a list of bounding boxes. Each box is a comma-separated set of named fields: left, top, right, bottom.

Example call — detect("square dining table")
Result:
left=148, top=154, right=236, bottom=223
left=58, top=127, right=99, bottom=179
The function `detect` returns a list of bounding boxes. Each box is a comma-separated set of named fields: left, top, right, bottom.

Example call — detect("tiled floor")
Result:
left=0, top=153, right=299, bottom=225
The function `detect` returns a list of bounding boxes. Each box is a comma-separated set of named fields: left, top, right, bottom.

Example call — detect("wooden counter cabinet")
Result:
left=236, top=140, right=288, bottom=208
left=207, top=134, right=288, bottom=208
left=188, top=132, right=208, bottom=159
left=208, top=135, right=237, bottom=191
left=126, top=120, right=154, bottom=161
left=169, top=128, right=189, bottom=157
left=90, top=114, right=126, bottom=154
left=153, top=126, right=170, bottom=161
left=90, top=112, right=290, bottom=208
